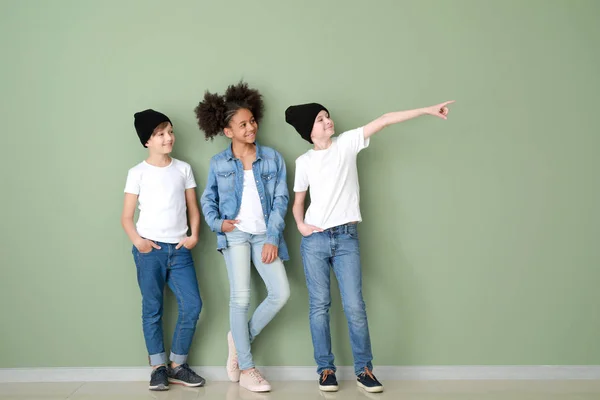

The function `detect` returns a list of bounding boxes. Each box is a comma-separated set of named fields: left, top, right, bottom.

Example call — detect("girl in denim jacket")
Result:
left=196, top=82, right=290, bottom=393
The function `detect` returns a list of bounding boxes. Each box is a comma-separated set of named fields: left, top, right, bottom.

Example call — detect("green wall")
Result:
left=1, top=0, right=599, bottom=368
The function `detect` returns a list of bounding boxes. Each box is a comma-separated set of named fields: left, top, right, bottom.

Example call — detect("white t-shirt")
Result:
left=235, top=170, right=267, bottom=235
left=294, top=127, right=370, bottom=230
left=124, top=158, right=196, bottom=243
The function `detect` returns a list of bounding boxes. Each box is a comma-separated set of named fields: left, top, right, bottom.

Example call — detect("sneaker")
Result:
left=149, top=366, right=169, bottom=391
left=168, top=363, right=206, bottom=387
left=318, top=369, right=339, bottom=392
left=357, top=368, right=383, bottom=393
left=227, top=331, right=241, bottom=382
left=239, top=368, right=271, bottom=392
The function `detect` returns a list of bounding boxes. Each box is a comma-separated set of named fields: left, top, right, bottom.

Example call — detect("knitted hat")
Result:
left=285, top=103, right=329, bottom=144
left=134, top=109, right=172, bottom=147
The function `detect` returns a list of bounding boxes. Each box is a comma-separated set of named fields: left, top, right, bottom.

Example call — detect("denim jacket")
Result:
left=200, top=142, right=290, bottom=261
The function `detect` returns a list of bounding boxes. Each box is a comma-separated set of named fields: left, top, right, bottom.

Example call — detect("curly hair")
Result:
left=194, top=81, right=264, bottom=140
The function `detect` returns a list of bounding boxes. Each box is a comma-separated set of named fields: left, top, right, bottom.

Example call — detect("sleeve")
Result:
left=293, top=156, right=309, bottom=192
left=124, top=168, right=141, bottom=195
left=265, top=151, right=289, bottom=247
left=200, top=159, right=224, bottom=233
left=336, top=126, right=370, bottom=155
left=185, top=164, right=197, bottom=189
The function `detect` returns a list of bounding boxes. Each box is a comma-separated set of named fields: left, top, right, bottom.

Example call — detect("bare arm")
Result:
left=177, top=188, right=200, bottom=249
left=121, top=193, right=142, bottom=245
left=363, top=100, right=454, bottom=140
left=293, top=191, right=323, bottom=237
left=121, top=193, right=160, bottom=252
left=292, top=191, right=307, bottom=228
left=186, top=189, right=200, bottom=238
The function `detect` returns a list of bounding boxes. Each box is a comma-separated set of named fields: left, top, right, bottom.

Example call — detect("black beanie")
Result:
left=285, top=103, right=329, bottom=144
left=134, top=109, right=172, bottom=147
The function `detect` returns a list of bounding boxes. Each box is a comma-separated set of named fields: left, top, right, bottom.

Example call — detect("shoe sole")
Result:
left=240, top=385, right=271, bottom=392
left=168, top=378, right=205, bottom=387
left=319, top=384, right=339, bottom=392
left=149, top=384, right=169, bottom=391
left=357, top=381, right=384, bottom=393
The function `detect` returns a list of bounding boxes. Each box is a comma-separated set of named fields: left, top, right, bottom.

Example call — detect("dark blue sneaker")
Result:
left=168, top=363, right=206, bottom=387
left=149, top=366, right=169, bottom=391
left=357, top=368, right=383, bottom=393
left=319, top=369, right=339, bottom=392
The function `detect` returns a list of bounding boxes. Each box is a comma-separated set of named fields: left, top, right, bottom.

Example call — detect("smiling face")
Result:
left=145, top=122, right=174, bottom=154
left=224, top=108, right=258, bottom=145
left=310, top=109, right=335, bottom=142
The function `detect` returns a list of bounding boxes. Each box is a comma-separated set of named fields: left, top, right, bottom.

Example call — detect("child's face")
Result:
left=224, top=108, right=258, bottom=145
left=146, top=123, right=174, bottom=154
left=310, top=110, right=335, bottom=142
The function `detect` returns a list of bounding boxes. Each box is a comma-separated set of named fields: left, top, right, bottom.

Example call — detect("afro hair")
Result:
left=194, top=81, right=265, bottom=140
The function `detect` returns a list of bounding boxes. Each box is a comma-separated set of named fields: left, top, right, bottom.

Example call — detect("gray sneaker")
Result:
left=149, top=366, right=169, bottom=391
left=168, top=364, right=206, bottom=387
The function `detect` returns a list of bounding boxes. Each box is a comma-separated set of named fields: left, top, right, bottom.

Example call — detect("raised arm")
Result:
left=363, top=100, right=454, bottom=140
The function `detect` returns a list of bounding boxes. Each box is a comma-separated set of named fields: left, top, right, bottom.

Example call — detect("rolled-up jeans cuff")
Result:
left=170, top=352, right=187, bottom=365
left=149, top=352, right=167, bottom=366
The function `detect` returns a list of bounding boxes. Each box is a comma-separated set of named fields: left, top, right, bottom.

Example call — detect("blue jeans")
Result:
left=222, top=228, right=290, bottom=370
left=300, top=223, right=374, bottom=376
left=132, top=242, right=202, bottom=366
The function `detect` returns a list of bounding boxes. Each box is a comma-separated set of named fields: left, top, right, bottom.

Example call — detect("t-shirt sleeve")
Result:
left=337, top=126, right=370, bottom=155
left=124, top=168, right=141, bottom=195
left=185, top=164, right=197, bottom=189
left=293, top=157, right=309, bottom=192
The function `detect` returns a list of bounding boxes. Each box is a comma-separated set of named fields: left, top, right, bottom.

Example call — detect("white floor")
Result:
left=1, top=380, right=600, bottom=400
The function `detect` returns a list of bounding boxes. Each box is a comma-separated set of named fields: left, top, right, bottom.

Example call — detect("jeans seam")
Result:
left=170, top=264, right=185, bottom=356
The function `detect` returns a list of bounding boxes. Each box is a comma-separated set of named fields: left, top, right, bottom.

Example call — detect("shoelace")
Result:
left=227, top=352, right=239, bottom=370
left=249, top=369, right=265, bottom=383
left=361, top=367, right=376, bottom=380
left=180, top=364, right=197, bottom=377
left=153, top=367, right=167, bottom=379
left=228, top=336, right=239, bottom=371
left=321, top=369, right=334, bottom=383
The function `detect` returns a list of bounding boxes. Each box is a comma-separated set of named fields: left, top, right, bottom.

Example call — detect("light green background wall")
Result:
left=1, top=0, right=599, bottom=368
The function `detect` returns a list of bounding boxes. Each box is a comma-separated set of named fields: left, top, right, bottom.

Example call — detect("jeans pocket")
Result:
left=300, top=234, right=314, bottom=252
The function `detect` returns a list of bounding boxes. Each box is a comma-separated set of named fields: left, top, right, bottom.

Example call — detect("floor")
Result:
left=1, top=380, right=600, bottom=400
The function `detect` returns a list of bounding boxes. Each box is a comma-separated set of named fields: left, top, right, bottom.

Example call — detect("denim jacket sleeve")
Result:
left=266, top=152, right=289, bottom=247
left=200, top=159, right=224, bottom=233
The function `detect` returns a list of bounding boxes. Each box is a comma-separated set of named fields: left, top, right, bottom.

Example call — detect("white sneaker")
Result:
left=239, top=368, right=271, bottom=392
left=226, top=331, right=241, bottom=382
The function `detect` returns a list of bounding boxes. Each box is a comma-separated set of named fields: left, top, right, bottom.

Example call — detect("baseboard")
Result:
left=1, top=366, right=600, bottom=383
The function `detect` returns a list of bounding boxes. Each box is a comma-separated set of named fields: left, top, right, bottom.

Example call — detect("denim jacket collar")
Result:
left=224, top=142, right=264, bottom=162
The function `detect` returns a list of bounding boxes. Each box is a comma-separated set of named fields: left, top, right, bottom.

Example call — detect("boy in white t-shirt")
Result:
left=286, top=100, right=454, bottom=393
left=121, top=109, right=205, bottom=391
